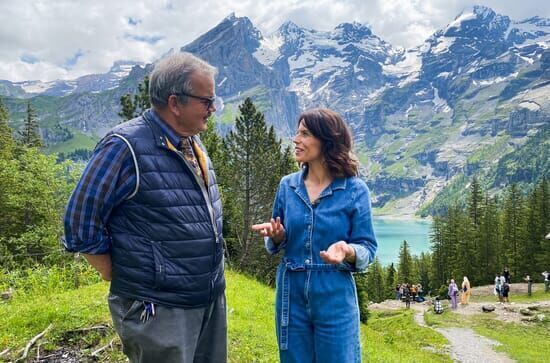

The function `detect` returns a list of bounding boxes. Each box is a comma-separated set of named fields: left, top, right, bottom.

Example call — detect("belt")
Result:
left=279, top=258, right=351, bottom=350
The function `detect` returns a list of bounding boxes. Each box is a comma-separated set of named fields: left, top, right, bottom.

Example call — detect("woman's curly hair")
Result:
left=298, top=108, right=359, bottom=178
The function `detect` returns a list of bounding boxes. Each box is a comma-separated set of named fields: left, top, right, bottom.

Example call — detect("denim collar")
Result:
left=289, top=169, right=347, bottom=205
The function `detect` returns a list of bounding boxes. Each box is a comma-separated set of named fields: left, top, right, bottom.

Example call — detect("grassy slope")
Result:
left=2, top=270, right=451, bottom=362
left=45, top=131, right=99, bottom=154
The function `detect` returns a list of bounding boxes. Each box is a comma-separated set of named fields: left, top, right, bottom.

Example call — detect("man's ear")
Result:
left=167, top=95, right=181, bottom=116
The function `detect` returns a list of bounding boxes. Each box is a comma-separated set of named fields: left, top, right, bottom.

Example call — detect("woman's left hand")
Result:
left=320, top=241, right=355, bottom=264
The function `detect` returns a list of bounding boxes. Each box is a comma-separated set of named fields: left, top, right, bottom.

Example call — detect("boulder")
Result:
left=520, top=308, right=535, bottom=316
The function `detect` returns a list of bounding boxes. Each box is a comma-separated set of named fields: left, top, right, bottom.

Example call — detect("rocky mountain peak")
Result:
left=183, top=14, right=261, bottom=54
left=109, top=60, right=142, bottom=73
left=277, top=21, right=305, bottom=42
left=443, top=5, right=510, bottom=38
left=333, top=21, right=373, bottom=41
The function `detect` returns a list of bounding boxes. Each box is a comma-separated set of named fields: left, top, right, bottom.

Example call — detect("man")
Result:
left=64, top=52, right=226, bottom=363
left=542, top=271, right=549, bottom=293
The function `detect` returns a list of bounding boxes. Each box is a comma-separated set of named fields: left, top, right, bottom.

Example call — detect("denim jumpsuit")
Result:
left=265, top=170, right=377, bottom=363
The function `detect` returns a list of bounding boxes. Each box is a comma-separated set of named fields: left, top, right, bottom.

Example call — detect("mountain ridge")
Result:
left=2, top=6, right=548, bottom=215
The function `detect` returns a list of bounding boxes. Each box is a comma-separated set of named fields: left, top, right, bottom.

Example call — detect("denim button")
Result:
left=305, top=259, right=311, bottom=264
left=307, top=225, right=311, bottom=230
left=305, top=243, right=310, bottom=248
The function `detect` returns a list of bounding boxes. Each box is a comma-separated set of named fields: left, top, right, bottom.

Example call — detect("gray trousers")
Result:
left=108, top=293, right=227, bottom=363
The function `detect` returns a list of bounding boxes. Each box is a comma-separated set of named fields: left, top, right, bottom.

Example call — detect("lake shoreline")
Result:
left=374, top=214, right=433, bottom=222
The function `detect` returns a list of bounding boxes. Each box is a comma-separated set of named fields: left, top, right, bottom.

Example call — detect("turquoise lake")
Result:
left=372, top=217, right=432, bottom=265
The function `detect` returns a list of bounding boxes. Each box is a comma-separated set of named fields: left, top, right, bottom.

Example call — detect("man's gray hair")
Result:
left=149, top=52, right=217, bottom=107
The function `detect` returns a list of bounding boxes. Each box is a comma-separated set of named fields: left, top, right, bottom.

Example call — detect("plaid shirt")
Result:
left=63, top=109, right=182, bottom=254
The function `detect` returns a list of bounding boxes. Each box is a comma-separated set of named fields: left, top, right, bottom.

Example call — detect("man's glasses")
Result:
left=173, top=92, right=223, bottom=111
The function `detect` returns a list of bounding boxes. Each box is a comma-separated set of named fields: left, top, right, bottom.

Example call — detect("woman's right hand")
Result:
left=251, top=217, right=286, bottom=244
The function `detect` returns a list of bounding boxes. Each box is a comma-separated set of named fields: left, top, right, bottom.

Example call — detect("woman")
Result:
left=461, top=276, right=471, bottom=305
left=494, top=274, right=502, bottom=302
left=448, top=279, right=459, bottom=310
left=252, top=108, right=377, bottom=362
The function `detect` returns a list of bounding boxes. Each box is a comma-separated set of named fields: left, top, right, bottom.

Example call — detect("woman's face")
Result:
left=293, top=120, right=322, bottom=164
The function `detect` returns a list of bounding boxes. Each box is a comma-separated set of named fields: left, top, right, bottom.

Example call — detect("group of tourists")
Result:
left=494, top=269, right=511, bottom=303
left=396, top=283, right=425, bottom=308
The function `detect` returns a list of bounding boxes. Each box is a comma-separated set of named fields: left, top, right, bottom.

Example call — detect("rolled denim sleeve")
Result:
left=347, top=183, right=377, bottom=272
left=264, top=236, right=287, bottom=255
left=63, top=136, right=135, bottom=254
left=264, top=184, right=286, bottom=255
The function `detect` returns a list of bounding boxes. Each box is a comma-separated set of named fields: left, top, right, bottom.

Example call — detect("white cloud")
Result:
left=0, top=0, right=547, bottom=82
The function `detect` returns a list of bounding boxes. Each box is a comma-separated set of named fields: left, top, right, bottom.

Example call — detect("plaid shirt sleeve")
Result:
left=63, top=135, right=136, bottom=254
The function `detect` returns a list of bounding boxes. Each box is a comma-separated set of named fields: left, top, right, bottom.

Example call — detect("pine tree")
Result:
left=119, top=76, right=150, bottom=122
left=524, top=188, right=541, bottom=276
left=502, top=183, right=526, bottom=281
left=385, top=263, right=397, bottom=299
left=0, top=97, right=14, bottom=160
left=467, top=177, right=483, bottom=227
left=429, top=216, right=447, bottom=289
left=535, top=178, right=550, bottom=271
left=119, top=94, right=136, bottom=121
left=366, top=257, right=385, bottom=303
left=417, top=252, right=432, bottom=293
left=354, top=272, right=370, bottom=323
left=398, top=240, right=413, bottom=284
left=445, top=205, right=470, bottom=281
left=221, top=98, right=295, bottom=282
left=466, top=177, right=483, bottom=276
left=18, top=101, right=42, bottom=147
left=479, top=193, right=500, bottom=284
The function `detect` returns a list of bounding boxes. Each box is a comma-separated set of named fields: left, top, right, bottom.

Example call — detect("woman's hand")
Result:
left=251, top=217, right=286, bottom=245
left=320, top=241, right=355, bottom=264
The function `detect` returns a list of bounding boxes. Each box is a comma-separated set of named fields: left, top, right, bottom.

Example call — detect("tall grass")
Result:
left=0, top=261, right=102, bottom=298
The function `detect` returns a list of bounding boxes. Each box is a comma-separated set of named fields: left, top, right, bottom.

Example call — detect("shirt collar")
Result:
left=144, top=108, right=184, bottom=149
left=289, top=168, right=348, bottom=195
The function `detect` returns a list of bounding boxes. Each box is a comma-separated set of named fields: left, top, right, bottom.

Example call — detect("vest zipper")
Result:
left=172, top=148, right=218, bottom=303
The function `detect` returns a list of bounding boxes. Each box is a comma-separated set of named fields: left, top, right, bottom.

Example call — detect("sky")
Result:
left=0, top=0, right=548, bottom=82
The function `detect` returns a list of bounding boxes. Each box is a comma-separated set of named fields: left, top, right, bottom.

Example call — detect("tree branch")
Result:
left=16, top=324, right=52, bottom=363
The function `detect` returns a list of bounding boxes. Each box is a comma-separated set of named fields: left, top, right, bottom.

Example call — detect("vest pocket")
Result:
left=151, top=242, right=166, bottom=289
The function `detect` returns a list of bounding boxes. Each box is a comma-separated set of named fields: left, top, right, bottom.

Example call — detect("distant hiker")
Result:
left=252, top=108, right=378, bottom=362
left=64, top=53, right=227, bottom=363
left=502, top=281, right=510, bottom=303
left=448, top=279, right=459, bottom=310
left=461, top=276, right=471, bottom=305
left=524, top=274, right=533, bottom=297
left=542, top=271, right=550, bottom=293
left=494, top=274, right=504, bottom=303
left=434, top=297, right=443, bottom=314
left=415, top=283, right=425, bottom=302
left=396, top=284, right=402, bottom=300
left=410, top=284, right=417, bottom=302
left=503, top=267, right=511, bottom=283
left=403, top=284, right=412, bottom=309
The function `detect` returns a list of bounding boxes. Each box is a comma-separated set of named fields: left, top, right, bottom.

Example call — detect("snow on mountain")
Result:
left=383, top=48, right=422, bottom=86
left=253, top=34, right=283, bottom=67
left=17, top=80, right=57, bottom=94
left=5, top=60, right=143, bottom=97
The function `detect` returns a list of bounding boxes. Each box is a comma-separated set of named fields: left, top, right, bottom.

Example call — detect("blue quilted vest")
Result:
left=106, top=112, right=224, bottom=308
